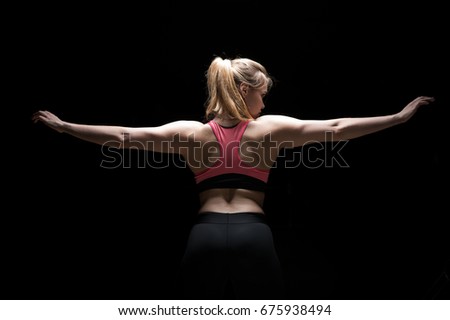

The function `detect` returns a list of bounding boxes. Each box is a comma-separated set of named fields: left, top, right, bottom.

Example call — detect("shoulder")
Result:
left=144, top=120, right=208, bottom=141
left=248, top=115, right=303, bottom=132
left=255, top=114, right=301, bottom=124
left=244, top=115, right=307, bottom=148
left=168, top=120, right=215, bottom=141
left=160, top=120, right=207, bottom=134
left=170, top=120, right=205, bottom=128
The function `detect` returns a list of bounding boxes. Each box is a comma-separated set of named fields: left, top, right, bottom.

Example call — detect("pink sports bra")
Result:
left=194, top=120, right=270, bottom=192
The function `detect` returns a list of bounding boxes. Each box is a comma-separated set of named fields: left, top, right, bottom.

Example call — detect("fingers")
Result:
left=416, top=96, right=435, bottom=103
left=419, top=96, right=435, bottom=106
left=31, top=110, right=50, bottom=123
left=31, top=111, right=41, bottom=123
left=31, top=111, right=42, bottom=123
left=410, top=96, right=435, bottom=108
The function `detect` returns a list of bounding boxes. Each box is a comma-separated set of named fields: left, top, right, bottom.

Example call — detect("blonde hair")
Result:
left=204, top=56, right=273, bottom=121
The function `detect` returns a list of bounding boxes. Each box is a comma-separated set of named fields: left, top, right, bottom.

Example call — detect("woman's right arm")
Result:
left=256, top=96, right=435, bottom=148
left=32, top=110, right=203, bottom=153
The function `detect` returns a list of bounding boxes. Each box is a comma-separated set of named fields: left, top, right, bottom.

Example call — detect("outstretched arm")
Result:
left=32, top=110, right=203, bottom=153
left=259, top=96, right=435, bottom=147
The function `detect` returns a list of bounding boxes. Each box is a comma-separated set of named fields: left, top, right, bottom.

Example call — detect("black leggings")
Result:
left=178, top=212, right=285, bottom=299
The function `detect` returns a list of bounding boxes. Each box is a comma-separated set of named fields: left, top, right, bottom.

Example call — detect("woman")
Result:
left=32, top=56, right=434, bottom=299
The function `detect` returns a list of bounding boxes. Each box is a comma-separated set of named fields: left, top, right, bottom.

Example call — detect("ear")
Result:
left=239, top=83, right=249, bottom=96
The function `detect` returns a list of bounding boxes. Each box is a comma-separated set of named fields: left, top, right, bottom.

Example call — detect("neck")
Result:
left=216, top=113, right=235, bottom=120
left=214, top=115, right=241, bottom=128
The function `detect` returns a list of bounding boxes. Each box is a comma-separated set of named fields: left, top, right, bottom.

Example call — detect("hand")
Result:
left=397, top=96, right=435, bottom=123
left=32, top=110, right=65, bottom=133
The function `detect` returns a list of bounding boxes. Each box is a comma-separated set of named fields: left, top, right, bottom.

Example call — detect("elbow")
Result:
left=332, top=124, right=362, bottom=141
left=117, top=131, right=148, bottom=150
left=327, top=126, right=347, bottom=141
left=104, top=132, right=128, bottom=149
left=117, top=132, right=130, bottom=148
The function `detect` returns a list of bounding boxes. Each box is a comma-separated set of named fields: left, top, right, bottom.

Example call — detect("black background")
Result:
left=6, top=0, right=449, bottom=299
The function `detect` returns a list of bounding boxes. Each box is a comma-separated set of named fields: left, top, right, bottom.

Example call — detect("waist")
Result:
left=195, top=173, right=269, bottom=193
left=196, top=212, right=267, bottom=224
left=198, top=188, right=265, bottom=214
